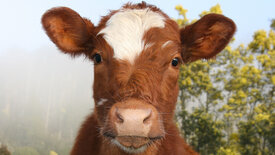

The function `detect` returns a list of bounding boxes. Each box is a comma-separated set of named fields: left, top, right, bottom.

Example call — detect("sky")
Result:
left=0, top=0, right=274, bottom=53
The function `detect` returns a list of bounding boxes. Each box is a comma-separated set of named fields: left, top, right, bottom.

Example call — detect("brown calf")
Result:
left=42, top=2, right=236, bottom=155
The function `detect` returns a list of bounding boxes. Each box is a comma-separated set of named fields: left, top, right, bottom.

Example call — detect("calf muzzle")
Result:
left=102, top=98, right=164, bottom=150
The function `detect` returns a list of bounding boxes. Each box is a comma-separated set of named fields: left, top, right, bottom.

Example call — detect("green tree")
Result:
left=271, top=19, right=275, bottom=31
left=220, top=28, right=275, bottom=155
left=175, top=3, right=275, bottom=155
left=176, top=4, right=227, bottom=154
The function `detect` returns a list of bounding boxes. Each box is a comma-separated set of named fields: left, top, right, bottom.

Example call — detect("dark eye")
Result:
left=93, top=53, right=102, bottom=64
left=171, top=58, right=179, bottom=67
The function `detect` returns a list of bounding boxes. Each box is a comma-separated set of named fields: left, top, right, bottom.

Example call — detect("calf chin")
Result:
left=112, top=136, right=149, bottom=154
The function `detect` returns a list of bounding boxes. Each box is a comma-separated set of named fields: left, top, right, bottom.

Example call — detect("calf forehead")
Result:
left=98, top=8, right=165, bottom=63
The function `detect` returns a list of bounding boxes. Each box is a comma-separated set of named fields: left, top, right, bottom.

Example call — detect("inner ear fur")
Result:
left=42, top=7, right=95, bottom=56
left=180, top=13, right=236, bottom=62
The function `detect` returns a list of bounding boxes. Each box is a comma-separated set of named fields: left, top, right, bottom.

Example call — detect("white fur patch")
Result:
left=161, top=40, right=172, bottom=49
left=111, top=139, right=147, bottom=154
left=144, top=43, right=154, bottom=50
left=97, top=98, right=108, bottom=106
left=99, top=8, right=165, bottom=63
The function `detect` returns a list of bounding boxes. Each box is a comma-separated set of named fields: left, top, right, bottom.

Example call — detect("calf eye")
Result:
left=171, top=58, right=179, bottom=66
left=93, top=53, right=102, bottom=64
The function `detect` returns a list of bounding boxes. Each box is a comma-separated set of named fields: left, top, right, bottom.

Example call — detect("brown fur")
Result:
left=42, top=2, right=236, bottom=155
left=180, top=13, right=236, bottom=62
left=41, top=7, right=96, bottom=55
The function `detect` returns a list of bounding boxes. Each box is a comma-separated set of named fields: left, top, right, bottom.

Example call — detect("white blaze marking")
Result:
left=99, top=8, right=165, bottom=63
left=97, top=98, right=108, bottom=106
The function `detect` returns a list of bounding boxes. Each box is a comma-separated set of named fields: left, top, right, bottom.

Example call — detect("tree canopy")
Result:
left=175, top=4, right=275, bottom=155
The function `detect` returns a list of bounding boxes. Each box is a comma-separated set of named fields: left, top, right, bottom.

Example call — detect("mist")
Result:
left=0, top=47, right=94, bottom=154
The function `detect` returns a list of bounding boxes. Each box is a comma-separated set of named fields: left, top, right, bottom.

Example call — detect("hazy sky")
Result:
left=0, top=0, right=274, bottom=52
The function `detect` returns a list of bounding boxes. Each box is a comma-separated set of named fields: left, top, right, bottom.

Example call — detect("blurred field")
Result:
left=0, top=47, right=93, bottom=154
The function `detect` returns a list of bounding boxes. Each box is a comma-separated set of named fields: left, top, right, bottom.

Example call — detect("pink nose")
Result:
left=115, top=107, right=152, bottom=124
left=104, top=98, right=164, bottom=148
left=113, top=108, right=153, bottom=137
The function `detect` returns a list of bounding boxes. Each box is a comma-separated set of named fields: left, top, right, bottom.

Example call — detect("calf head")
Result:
left=42, top=2, right=235, bottom=154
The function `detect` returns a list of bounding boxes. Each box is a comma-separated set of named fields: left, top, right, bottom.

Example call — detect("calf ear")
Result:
left=42, top=7, right=95, bottom=56
left=180, top=14, right=236, bottom=62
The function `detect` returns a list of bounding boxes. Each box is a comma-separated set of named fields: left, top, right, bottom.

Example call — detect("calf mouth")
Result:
left=103, top=132, right=163, bottom=154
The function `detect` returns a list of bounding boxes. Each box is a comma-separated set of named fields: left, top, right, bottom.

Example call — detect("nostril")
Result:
left=115, top=109, right=124, bottom=123
left=143, top=109, right=152, bottom=124
left=103, top=132, right=116, bottom=139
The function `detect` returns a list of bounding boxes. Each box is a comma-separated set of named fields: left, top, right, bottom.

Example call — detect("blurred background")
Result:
left=0, top=0, right=274, bottom=155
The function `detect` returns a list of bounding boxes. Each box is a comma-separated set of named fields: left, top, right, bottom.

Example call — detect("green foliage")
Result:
left=271, top=19, right=275, bottom=31
left=217, top=146, right=240, bottom=155
left=175, top=4, right=275, bottom=155
left=199, top=4, right=222, bottom=17
left=178, top=108, right=224, bottom=154
left=49, top=151, right=58, bottom=155
left=175, top=5, right=189, bottom=27
left=0, top=145, right=11, bottom=155
left=175, top=4, right=222, bottom=27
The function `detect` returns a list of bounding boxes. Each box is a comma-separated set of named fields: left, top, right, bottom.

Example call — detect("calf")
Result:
left=42, top=2, right=235, bottom=155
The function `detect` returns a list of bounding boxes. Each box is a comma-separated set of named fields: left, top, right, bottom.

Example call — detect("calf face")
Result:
left=42, top=2, right=235, bottom=154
